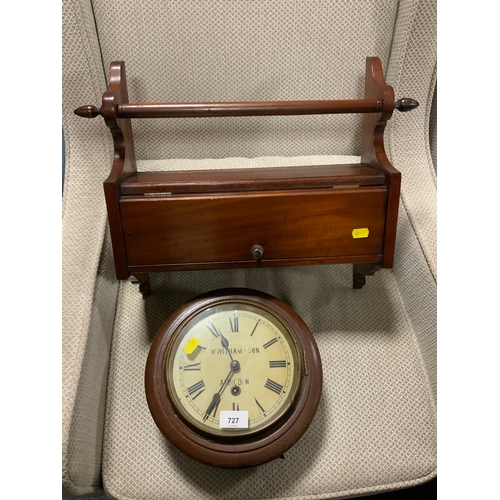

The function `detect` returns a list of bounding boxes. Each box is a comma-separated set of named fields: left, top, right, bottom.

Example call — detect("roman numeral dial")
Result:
left=254, top=397, right=266, bottom=415
left=264, top=378, right=284, bottom=395
left=263, top=337, right=278, bottom=349
left=229, top=317, right=239, bottom=332
left=186, top=380, right=206, bottom=400
left=207, top=323, right=221, bottom=338
left=183, top=363, right=201, bottom=371
left=269, top=360, right=287, bottom=368
left=147, top=289, right=322, bottom=470
left=169, top=301, right=301, bottom=436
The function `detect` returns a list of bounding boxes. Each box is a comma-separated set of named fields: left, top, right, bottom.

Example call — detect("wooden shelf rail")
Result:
left=75, top=97, right=417, bottom=120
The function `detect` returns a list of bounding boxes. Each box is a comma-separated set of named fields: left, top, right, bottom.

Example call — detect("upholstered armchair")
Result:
left=62, top=0, right=436, bottom=498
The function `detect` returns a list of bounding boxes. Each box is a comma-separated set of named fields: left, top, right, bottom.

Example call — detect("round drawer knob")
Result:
left=251, top=245, right=264, bottom=260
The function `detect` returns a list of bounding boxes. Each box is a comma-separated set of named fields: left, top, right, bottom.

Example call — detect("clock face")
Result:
left=165, top=300, right=302, bottom=436
left=145, top=288, right=322, bottom=468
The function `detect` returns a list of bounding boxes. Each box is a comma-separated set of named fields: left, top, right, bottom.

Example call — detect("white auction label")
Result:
left=219, top=411, right=249, bottom=429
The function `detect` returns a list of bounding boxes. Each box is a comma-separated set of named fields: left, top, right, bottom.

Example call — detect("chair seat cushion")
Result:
left=101, top=155, right=436, bottom=499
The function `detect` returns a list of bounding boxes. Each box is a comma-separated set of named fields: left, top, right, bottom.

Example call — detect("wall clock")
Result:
left=145, top=288, right=322, bottom=468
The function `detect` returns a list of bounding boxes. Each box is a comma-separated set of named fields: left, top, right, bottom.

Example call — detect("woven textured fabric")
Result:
left=63, top=228, right=118, bottom=496
left=62, top=0, right=117, bottom=495
left=384, top=0, right=437, bottom=400
left=102, top=255, right=436, bottom=500
left=392, top=200, right=437, bottom=404
left=91, top=0, right=400, bottom=160
left=62, top=0, right=437, bottom=496
left=386, top=0, right=437, bottom=279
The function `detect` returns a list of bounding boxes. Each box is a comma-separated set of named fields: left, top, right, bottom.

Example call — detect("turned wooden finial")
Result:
left=395, top=98, right=419, bottom=112
left=74, top=105, right=101, bottom=118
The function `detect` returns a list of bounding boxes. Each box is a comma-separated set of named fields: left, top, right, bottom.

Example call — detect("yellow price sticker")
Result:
left=352, top=228, right=369, bottom=239
left=184, top=337, right=200, bottom=355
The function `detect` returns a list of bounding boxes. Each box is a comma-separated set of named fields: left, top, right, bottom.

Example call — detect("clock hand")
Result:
left=203, top=368, right=231, bottom=421
left=203, top=359, right=240, bottom=421
left=220, top=333, right=234, bottom=363
left=203, top=393, right=221, bottom=421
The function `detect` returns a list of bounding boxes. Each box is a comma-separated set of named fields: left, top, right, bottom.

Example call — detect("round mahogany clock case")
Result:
left=145, top=288, right=322, bottom=468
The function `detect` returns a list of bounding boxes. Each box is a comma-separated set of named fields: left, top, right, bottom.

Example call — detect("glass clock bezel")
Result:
left=145, top=288, right=323, bottom=468
left=163, top=299, right=303, bottom=438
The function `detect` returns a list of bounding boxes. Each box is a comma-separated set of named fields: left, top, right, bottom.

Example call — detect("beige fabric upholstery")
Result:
left=62, top=0, right=437, bottom=498
left=91, top=0, right=400, bottom=160
left=384, top=0, right=437, bottom=399
left=385, top=0, right=437, bottom=283
left=62, top=0, right=115, bottom=495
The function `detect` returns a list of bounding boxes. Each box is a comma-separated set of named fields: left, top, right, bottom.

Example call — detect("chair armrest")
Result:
left=384, top=0, right=437, bottom=403
left=62, top=0, right=117, bottom=492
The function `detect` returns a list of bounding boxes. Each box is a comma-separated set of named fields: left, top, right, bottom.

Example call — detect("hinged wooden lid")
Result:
left=120, top=163, right=385, bottom=195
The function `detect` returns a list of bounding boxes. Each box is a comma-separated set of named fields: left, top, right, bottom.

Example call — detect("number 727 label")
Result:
left=219, top=410, right=249, bottom=429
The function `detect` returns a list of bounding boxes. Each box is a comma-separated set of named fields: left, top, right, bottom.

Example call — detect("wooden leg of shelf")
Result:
left=353, top=263, right=382, bottom=289
left=131, top=273, right=152, bottom=296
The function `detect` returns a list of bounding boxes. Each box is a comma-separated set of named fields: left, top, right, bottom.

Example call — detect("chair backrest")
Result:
left=90, top=0, right=401, bottom=160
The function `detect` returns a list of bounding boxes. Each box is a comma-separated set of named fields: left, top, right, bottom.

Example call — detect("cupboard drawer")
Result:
left=120, top=187, right=387, bottom=268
